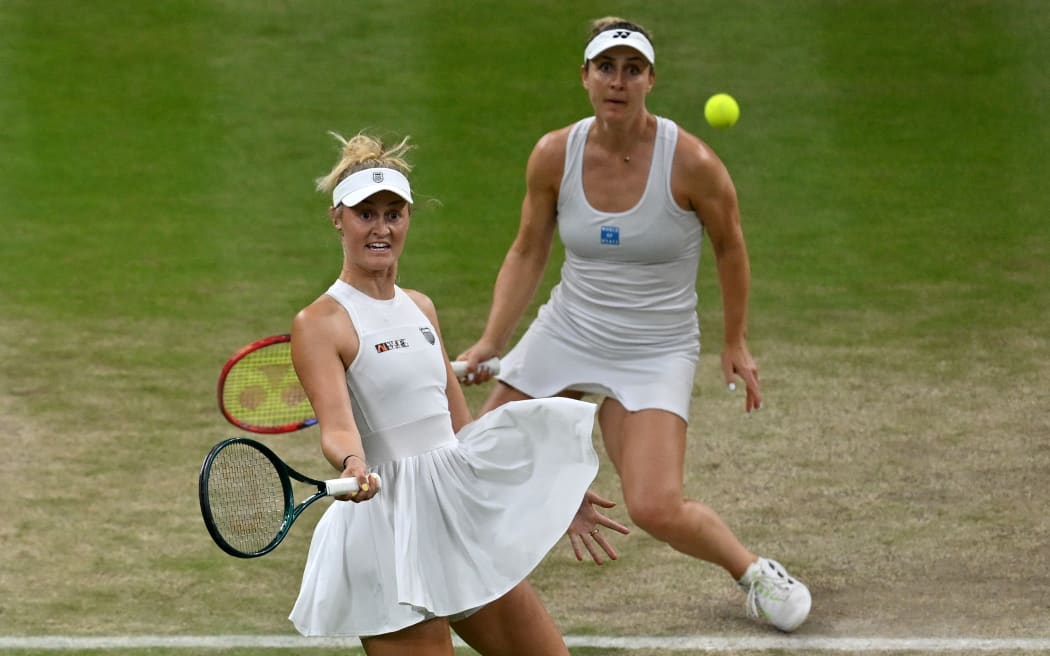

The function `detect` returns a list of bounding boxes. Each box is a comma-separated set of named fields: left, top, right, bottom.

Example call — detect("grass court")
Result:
left=1, top=1, right=1048, bottom=654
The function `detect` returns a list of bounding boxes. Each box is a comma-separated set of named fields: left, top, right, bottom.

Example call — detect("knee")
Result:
left=625, top=495, right=682, bottom=539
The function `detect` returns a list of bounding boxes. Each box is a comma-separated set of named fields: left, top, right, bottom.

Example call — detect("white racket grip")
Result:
left=325, top=474, right=381, bottom=496
left=451, top=357, right=501, bottom=378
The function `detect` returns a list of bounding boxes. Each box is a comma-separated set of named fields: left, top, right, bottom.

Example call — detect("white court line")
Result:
left=2, top=635, right=1050, bottom=651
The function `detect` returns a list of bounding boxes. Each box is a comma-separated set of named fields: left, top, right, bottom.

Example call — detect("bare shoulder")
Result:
left=533, top=125, right=572, bottom=159
left=673, top=125, right=729, bottom=179
left=292, top=294, right=349, bottom=342
left=295, top=293, right=342, bottom=325
left=522, top=124, right=574, bottom=208
left=291, top=293, right=360, bottom=370
left=528, top=125, right=573, bottom=180
left=671, top=124, right=737, bottom=216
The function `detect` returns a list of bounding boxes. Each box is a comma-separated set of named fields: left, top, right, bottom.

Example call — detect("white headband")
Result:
left=332, top=167, right=413, bottom=208
left=583, top=29, right=655, bottom=65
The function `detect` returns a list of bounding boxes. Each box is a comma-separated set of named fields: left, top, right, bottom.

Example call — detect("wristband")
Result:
left=341, top=453, right=364, bottom=470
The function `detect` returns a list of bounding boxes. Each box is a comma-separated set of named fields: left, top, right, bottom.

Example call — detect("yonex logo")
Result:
left=372, top=171, right=384, bottom=183
left=612, top=30, right=631, bottom=39
left=600, top=225, right=620, bottom=245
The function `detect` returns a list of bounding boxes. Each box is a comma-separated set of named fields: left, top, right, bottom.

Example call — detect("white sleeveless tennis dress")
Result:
left=499, top=116, right=704, bottom=421
left=289, top=279, right=599, bottom=637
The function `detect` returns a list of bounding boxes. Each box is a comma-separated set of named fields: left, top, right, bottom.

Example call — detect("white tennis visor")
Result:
left=583, top=29, right=655, bottom=65
left=332, top=168, right=413, bottom=208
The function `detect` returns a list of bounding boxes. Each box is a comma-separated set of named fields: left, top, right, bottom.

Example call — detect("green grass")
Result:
left=1, top=0, right=1048, bottom=653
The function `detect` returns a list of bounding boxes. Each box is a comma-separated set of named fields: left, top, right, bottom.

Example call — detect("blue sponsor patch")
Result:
left=600, top=225, right=620, bottom=245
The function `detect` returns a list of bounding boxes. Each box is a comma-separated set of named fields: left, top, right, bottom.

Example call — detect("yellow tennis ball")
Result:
left=704, top=93, right=740, bottom=129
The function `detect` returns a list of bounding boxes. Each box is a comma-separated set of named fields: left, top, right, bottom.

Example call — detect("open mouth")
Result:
left=366, top=242, right=391, bottom=252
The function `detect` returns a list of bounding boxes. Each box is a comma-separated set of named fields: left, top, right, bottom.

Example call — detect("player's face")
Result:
left=582, top=46, right=654, bottom=119
left=337, top=190, right=410, bottom=272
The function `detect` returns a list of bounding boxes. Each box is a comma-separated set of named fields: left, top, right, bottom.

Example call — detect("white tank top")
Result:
left=548, top=116, right=703, bottom=349
left=325, top=279, right=453, bottom=462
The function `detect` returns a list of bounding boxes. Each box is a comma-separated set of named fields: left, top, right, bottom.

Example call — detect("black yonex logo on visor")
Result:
left=613, top=30, right=631, bottom=38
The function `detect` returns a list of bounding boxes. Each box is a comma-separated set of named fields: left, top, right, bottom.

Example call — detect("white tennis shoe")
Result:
left=738, top=557, right=811, bottom=632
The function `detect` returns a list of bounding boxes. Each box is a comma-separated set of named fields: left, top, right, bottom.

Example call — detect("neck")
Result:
left=591, top=111, right=655, bottom=163
left=341, top=266, right=398, bottom=300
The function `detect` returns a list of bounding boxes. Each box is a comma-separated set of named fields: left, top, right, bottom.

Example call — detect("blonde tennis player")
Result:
left=289, top=130, right=602, bottom=655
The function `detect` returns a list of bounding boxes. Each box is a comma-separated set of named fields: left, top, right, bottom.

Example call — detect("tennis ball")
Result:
left=704, top=93, right=740, bottom=129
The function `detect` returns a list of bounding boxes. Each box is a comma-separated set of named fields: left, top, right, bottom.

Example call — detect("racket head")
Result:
left=217, top=334, right=317, bottom=434
left=198, top=437, right=295, bottom=558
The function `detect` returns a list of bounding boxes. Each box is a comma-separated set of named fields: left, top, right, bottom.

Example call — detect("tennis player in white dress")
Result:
left=288, top=132, right=599, bottom=655
left=457, top=18, right=811, bottom=633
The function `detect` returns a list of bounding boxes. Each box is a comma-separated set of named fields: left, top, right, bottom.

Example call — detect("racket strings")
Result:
left=222, top=342, right=313, bottom=430
left=206, top=443, right=287, bottom=553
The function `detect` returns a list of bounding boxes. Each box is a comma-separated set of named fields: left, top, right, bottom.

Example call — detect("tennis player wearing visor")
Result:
left=458, top=17, right=812, bottom=632
left=289, top=131, right=602, bottom=654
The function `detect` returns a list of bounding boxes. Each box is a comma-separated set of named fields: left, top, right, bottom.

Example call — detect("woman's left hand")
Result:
left=567, top=489, right=630, bottom=565
left=721, top=344, right=762, bottom=412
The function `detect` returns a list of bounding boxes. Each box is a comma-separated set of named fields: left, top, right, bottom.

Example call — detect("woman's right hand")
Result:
left=338, top=458, right=380, bottom=503
left=455, top=341, right=500, bottom=385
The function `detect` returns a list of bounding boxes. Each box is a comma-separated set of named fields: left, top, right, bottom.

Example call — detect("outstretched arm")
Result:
left=291, top=298, right=380, bottom=502
left=458, top=131, right=565, bottom=381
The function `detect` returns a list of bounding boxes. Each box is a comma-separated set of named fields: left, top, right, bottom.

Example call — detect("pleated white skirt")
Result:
left=289, top=397, right=599, bottom=637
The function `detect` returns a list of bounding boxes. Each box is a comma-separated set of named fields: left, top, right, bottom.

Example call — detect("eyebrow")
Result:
left=594, top=54, right=647, bottom=64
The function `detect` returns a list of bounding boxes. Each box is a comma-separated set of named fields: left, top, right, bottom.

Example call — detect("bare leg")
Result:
left=360, top=617, right=454, bottom=656
left=479, top=381, right=533, bottom=414
left=451, top=582, right=568, bottom=656
left=479, top=381, right=583, bottom=414
left=598, top=399, right=756, bottom=579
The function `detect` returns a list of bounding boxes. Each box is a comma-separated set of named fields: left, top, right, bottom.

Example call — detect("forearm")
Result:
left=716, top=242, right=751, bottom=346
left=321, top=430, right=367, bottom=471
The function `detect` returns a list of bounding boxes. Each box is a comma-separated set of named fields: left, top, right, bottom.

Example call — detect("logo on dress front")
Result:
left=374, top=338, right=409, bottom=353
left=600, top=225, right=620, bottom=245
left=419, top=326, right=435, bottom=345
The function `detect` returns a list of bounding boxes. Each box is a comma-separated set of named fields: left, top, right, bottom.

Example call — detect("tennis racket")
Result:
left=218, top=334, right=500, bottom=434
left=198, top=436, right=379, bottom=558
left=218, top=334, right=315, bottom=434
